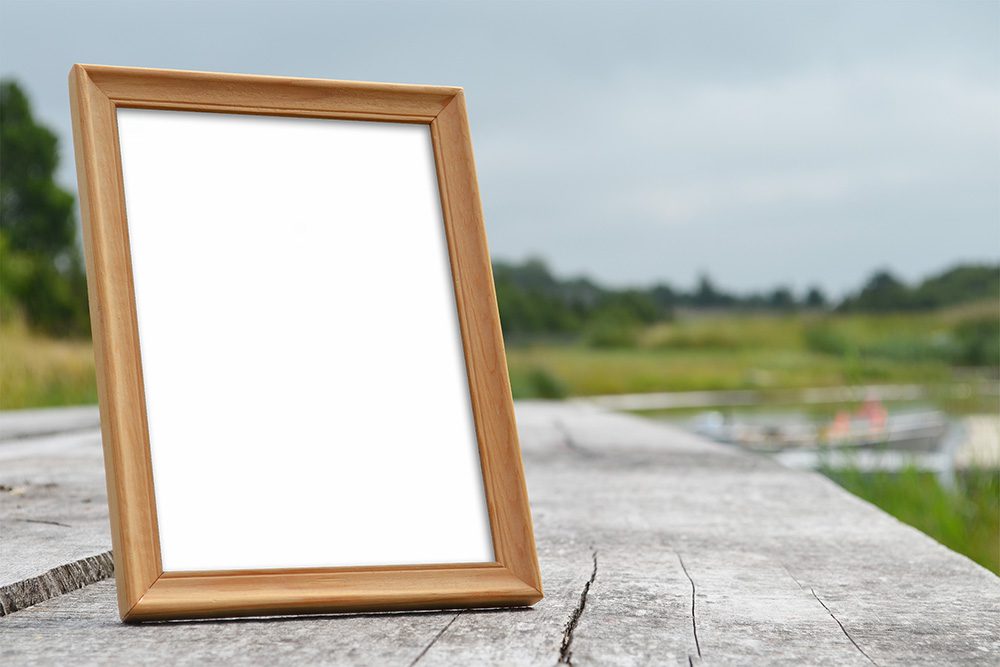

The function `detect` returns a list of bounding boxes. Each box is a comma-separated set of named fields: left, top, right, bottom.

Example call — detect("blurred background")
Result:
left=1, top=1, right=997, bottom=571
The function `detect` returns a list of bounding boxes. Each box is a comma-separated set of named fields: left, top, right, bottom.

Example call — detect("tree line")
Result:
left=494, top=258, right=999, bottom=339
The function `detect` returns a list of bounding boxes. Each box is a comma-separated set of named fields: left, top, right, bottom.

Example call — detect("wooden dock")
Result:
left=1, top=402, right=998, bottom=664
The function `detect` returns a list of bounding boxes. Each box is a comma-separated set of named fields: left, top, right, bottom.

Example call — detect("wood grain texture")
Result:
left=432, top=94, right=543, bottom=596
left=67, top=64, right=541, bottom=622
left=0, top=424, right=111, bottom=614
left=0, top=405, right=99, bottom=441
left=130, top=567, right=539, bottom=622
left=69, top=65, right=162, bottom=618
left=82, top=64, right=457, bottom=121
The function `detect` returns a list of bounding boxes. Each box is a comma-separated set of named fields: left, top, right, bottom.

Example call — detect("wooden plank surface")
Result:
left=0, top=421, right=112, bottom=614
left=1, top=402, right=998, bottom=665
left=0, top=406, right=99, bottom=441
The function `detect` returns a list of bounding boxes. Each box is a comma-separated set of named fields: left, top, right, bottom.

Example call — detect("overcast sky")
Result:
left=2, top=0, right=997, bottom=295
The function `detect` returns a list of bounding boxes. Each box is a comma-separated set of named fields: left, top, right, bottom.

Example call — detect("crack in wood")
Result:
left=677, top=553, right=701, bottom=659
left=810, top=588, right=878, bottom=666
left=14, top=518, right=72, bottom=528
left=558, top=549, right=598, bottom=666
left=781, top=562, right=805, bottom=590
left=553, top=419, right=598, bottom=458
left=783, top=562, right=877, bottom=666
left=408, top=610, right=462, bottom=666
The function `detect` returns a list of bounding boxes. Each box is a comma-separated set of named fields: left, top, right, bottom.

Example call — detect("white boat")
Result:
left=692, top=409, right=949, bottom=453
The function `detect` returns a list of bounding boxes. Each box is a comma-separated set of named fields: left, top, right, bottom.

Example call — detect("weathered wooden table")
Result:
left=2, top=402, right=998, bottom=665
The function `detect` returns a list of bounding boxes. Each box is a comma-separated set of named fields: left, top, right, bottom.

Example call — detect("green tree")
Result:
left=691, top=273, right=736, bottom=307
left=767, top=286, right=796, bottom=311
left=839, top=270, right=914, bottom=312
left=493, top=259, right=583, bottom=338
left=913, top=264, right=1000, bottom=308
left=0, top=80, right=89, bottom=335
left=805, top=285, right=827, bottom=308
left=952, top=317, right=1000, bottom=366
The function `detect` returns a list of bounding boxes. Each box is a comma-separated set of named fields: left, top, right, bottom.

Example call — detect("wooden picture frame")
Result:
left=68, top=64, right=542, bottom=622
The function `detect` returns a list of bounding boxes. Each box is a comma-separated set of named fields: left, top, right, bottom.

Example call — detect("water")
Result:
left=656, top=402, right=978, bottom=487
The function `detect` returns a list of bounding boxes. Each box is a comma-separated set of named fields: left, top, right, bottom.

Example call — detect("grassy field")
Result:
left=508, top=306, right=996, bottom=400
left=0, top=321, right=97, bottom=410
left=509, top=345, right=954, bottom=396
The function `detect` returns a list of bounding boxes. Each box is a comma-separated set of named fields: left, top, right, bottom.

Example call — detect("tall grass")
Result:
left=823, top=466, right=999, bottom=574
left=0, top=320, right=97, bottom=409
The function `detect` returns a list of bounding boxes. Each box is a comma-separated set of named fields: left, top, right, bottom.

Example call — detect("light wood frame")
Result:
left=68, top=64, right=542, bottom=622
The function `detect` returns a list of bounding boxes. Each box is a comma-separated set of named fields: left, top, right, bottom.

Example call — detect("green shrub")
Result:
left=952, top=317, right=1000, bottom=366
left=508, top=366, right=567, bottom=399
left=584, top=318, right=639, bottom=349
left=527, top=367, right=567, bottom=399
left=804, top=317, right=976, bottom=364
left=803, top=323, right=851, bottom=355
